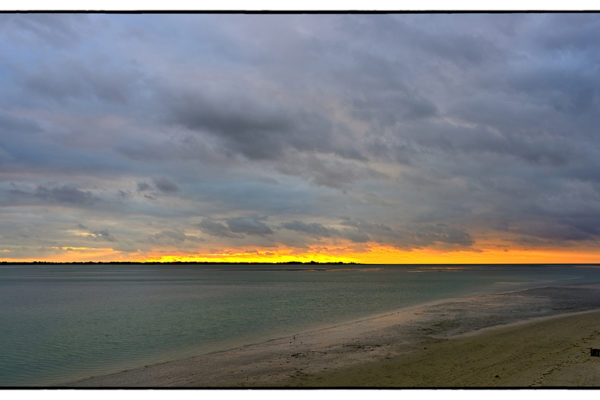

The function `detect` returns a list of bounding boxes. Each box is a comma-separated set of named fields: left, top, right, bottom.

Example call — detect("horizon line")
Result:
left=2, top=261, right=600, bottom=266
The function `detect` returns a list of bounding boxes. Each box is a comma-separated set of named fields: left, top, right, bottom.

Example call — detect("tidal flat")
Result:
left=73, top=283, right=600, bottom=387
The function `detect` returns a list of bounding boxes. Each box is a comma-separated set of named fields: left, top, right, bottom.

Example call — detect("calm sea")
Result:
left=1, top=263, right=600, bottom=386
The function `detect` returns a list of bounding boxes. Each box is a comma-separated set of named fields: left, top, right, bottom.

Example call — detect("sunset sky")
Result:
left=2, top=13, right=600, bottom=263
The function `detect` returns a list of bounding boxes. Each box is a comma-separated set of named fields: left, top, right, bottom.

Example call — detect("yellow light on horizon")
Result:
left=2, top=240, right=600, bottom=264
left=135, top=242, right=600, bottom=264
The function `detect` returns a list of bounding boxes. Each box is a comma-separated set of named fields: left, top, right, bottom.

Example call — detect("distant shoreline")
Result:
left=3, top=261, right=600, bottom=266
left=0, top=261, right=357, bottom=265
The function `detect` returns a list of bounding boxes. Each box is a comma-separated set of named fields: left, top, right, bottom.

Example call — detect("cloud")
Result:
left=132, top=178, right=178, bottom=199
left=5, top=14, right=91, bottom=47
left=339, top=218, right=473, bottom=249
left=412, top=224, right=474, bottom=248
left=137, top=182, right=152, bottom=192
left=272, top=153, right=386, bottom=189
left=3, top=14, right=600, bottom=260
left=226, top=216, right=274, bottom=236
left=281, top=221, right=334, bottom=238
left=198, top=219, right=243, bottom=239
left=6, top=184, right=97, bottom=207
left=152, top=177, right=179, bottom=193
left=0, top=111, right=42, bottom=137
left=89, top=230, right=115, bottom=242
left=74, top=224, right=116, bottom=242
left=281, top=220, right=369, bottom=243
left=163, top=88, right=345, bottom=162
left=22, top=59, right=138, bottom=105
left=149, top=230, right=200, bottom=245
left=281, top=218, right=473, bottom=249
left=198, top=216, right=275, bottom=240
left=35, top=185, right=96, bottom=206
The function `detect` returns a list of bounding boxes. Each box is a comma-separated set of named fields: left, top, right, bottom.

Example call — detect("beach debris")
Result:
left=591, top=348, right=600, bottom=357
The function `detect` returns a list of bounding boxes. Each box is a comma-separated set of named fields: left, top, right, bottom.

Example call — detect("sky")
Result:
left=1, top=13, right=600, bottom=263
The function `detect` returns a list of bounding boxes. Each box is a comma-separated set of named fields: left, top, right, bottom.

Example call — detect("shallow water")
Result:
left=1, top=263, right=600, bottom=386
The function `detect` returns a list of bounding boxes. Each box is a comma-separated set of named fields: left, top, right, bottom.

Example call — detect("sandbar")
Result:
left=71, top=284, right=600, bottom=387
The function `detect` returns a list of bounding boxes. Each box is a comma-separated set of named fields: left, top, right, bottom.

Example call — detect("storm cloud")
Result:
left=2, top=13, right=600, bottom=261
left=226, top=216, right=274, bottom=236
left=6, top=184, right=97, bottom=207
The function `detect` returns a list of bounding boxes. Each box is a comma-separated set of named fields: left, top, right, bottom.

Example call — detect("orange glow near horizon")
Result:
left=139, top=246, right=600, bottom=264
left=3, top=242, right=600, bottom=264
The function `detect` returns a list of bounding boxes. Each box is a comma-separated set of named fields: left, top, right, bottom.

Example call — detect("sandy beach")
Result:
left=71, top=284, right=600, bottom=388
left=292, top=310, right=600, bottom=387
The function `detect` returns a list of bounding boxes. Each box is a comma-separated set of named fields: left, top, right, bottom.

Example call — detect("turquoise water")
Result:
left=1, top=263, right=600, bottom=386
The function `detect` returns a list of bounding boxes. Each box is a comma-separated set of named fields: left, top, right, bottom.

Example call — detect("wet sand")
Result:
left=291, top=310, right=600, bottom=387
left=71, top=284, right=600, bottom=387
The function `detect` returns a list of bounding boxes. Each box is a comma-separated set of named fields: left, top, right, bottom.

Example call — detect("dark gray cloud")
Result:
left=281, top=220, right=369, bottom=243
left=198, top=219, right=244, bottom=239
left=163, top=88, right=346, bottom=162
left=131, top=178, right=179, bottom=200
left=226, top=216, right=274, bottom=236
left=6, top=184, right=97, bottom=207
left=339, top=218, right=395, bottom=240
left=34, top=185, right=96, bottom=206
left=152, top=177, right=179, bottom=193
left=411, top=224, right=474, bottom=248
left=273, top=153, right=386, bottom=189
left=281, top=221, right=334, bottom=238
left=137, top=182, right=152, bottom=192
left=281, top=218, right=473, bottom=249
left=337, top=218, right=474, bottom=249
left=149, top=230, right=200, bottom=245
left=198, top=216, right=277, bottom=239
